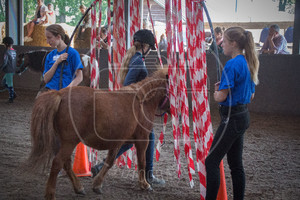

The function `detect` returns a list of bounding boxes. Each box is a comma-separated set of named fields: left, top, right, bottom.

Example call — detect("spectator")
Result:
left=260, top=24, right=289, bottom=54
left=98, top=27, right=108, bottom=49
left=209, top=27, right=224, bottom=54
left=45, top=3, right=56, bottom=25
left=76, top=5, right=91, bottom=40
left=158, top=34, right=167, bottom=52
left=0, top=37, right=17, bottom=103
left=24, top=0, right=48, bottom=42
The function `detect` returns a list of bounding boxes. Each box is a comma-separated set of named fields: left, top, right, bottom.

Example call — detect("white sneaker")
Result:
left=27, top=37, right=33, bottom=42
left=24, top=36, right=33, bottom=42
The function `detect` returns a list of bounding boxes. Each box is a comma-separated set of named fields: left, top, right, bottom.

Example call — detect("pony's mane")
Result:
left=121, top=68, right=168, bottom=103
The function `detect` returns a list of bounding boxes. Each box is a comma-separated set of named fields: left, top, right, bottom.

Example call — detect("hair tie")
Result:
left=244, top=30, right=249, bottom=35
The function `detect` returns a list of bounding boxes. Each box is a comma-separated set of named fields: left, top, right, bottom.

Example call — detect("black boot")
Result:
left=8, top=87, right=17, bottom=103
left=91, top=159, right=106, bottom=178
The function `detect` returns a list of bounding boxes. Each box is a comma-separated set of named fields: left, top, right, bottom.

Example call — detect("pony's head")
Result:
left=16, top=53, right=29, bottom=74
left=16, top=51, right=49, bottom=75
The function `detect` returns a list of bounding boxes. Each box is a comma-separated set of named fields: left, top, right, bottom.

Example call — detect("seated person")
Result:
left=76, top=5, right=91, bottom=40
left=45, top=3, right=56, bottom=25
left=24, top=0, right=48, bottom=42
left=98, top=27, right=108, bottom=49
left=260, top=24, right=289, bottom=54
left=158, top=34, right=167, bottom=52
left=209, top=27, right=224, bottom=54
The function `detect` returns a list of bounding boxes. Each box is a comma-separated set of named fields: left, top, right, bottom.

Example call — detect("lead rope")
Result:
left=59, top=3, right=95, bottom=89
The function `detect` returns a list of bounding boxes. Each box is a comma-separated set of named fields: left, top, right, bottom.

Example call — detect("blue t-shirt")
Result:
left=123, top=52, right=148, bottom=86
left=43, top=47, right=83, bottom=90
left=219, top=55, right=255, bottom=106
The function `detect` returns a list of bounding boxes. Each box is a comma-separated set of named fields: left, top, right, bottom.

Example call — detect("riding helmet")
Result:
left=2, top=37, right=14, bottom=45
left=133, top=29, right=156, bottom=50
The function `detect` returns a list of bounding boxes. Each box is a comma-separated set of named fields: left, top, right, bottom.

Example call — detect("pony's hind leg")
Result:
left=45, top=144, right=79, bottom=200
left=45, top=154, right=63, bottom=200
left=92, top=148, right=119, bottom=194
left=64, top=156, right=86, bottom=195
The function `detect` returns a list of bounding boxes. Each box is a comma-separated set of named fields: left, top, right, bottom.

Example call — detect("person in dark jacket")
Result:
left=1, top=37, right=17, bottom=103
left=91, top=29, right=165, bottom=186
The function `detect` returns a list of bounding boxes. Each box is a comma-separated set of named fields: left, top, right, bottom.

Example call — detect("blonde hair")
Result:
left=119, top=41, right=143, bottom=84
left=224, top=27, right=259, bottom=85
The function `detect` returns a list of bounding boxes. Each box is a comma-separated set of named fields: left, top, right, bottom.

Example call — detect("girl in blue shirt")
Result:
left=43, top=24, right=83, bottom=91
left=92, top=29, right=165, bottom=186
left=205, top=27, right=259, bottom=200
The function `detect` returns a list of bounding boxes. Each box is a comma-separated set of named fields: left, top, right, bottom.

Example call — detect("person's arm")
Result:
left=44, top=53, right=68, bottom=83
left=262, top=33, right=277, bottom=54
left=260, top=39, right=270, bottom=54
left=100, top=39, right=108, bottom=49
left=66, top=49, right=84, bottom=87
left=251, top=81, right=255, bottom=101
left=272, top=36, right=286, bottom=54
left=0, top=53, right=8, bottom=71
left=251, top=93, right=255, bottom=101
left=82, top=13, right=91, bottom=29
left=32, top=7, right=38, bottom=22
left=67, top=69, right=83, bottom=87
left=214, top=82, right=229, bottom=102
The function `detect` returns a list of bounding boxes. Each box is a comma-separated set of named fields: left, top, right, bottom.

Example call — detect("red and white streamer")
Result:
left=177, top=0, right=195, bottom=188
left=155, top=113, right=168, bottom=161
left=107, top=0, right=113, bottom=91
left=113, top=0, right=126, bottom=90
left=130, top=0, right=141, bottom=46
left=165, top=0, right=181, bottom=178
left=186, top=1, right=214, bottom=199
left=90, top=6, right=99, bottom=88
left=97, top=0, right=103, bottom=71
left=146, top=0, right=163, bottom=68
left=126, top=0, right=142, bottom=170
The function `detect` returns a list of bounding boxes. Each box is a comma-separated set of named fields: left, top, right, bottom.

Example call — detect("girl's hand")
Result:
left=56, top=53, right=68, bottom=64
left=214, top=82, right=220, bottom=92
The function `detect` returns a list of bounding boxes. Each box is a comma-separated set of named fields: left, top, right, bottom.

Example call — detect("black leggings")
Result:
left=205, top=105, right=250, bottom=200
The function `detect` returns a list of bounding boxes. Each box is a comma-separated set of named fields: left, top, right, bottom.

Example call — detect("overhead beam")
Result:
left=204, top=21, right=293, bottom=30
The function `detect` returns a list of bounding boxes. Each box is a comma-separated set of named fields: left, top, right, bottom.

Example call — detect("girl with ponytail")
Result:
left=205, top=27, right=259, bottom=200
left=43, top=24, right=83, bottom=91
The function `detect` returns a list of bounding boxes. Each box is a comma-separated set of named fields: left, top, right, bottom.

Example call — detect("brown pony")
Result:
left=26, top=68, right=169, bottom=200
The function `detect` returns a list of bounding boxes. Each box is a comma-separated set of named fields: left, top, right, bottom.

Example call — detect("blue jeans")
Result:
left=205, top=105, right=250, bottom=200
left=116, top=130, right=155, bottom=179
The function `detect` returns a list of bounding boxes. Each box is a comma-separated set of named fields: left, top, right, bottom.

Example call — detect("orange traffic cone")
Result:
left=73, top=142, right=92, bottom=177
left=216, top=161, right=228, bottom=200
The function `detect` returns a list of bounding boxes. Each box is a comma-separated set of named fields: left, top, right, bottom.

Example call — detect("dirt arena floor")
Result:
left=0, top=88, right=299, bottom=200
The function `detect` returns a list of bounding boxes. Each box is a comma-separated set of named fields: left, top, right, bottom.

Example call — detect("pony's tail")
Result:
left=25, top=91, right=62, bottom=172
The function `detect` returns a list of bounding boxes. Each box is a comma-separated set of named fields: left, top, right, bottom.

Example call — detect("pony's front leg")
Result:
left=92, top=148, right=119, bottom=194
left=135, top=140, right=152, bottom=191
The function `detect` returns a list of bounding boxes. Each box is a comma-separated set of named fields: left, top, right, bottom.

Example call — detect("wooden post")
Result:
left=293, top=0, right=300, bottom=55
